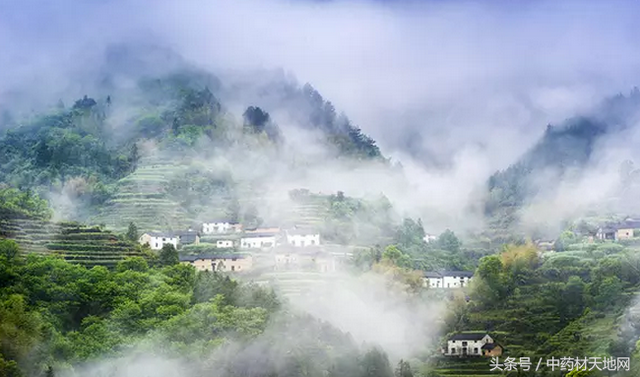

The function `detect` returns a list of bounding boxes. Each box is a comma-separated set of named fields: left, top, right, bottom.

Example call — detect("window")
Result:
left=474, top=348, right=479, bottom=354
left=155, top=243, right=159, bottom=248
left=462, top=342, right=468, bottom=346
left=451, top=348, right=456, bottom=354
left=231, top=266, right=235, bottom=271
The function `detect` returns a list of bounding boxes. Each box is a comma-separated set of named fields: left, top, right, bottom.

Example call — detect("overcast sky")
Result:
left=2, top=0, right=640, bottom=169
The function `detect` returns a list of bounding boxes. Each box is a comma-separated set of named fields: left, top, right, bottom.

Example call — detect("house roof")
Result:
left=242, top=233, right=276, bottom=238
left=145, top=232, right=178, bottom=238
left=245, top=227, right=280, bottom=234
left=179, top=254, right=249, bottom=262
left=203, top=220, right=240, bottom=225
left=619, top=220, right=640, bottom=229
left=482, top=343, right=501, bottom=350
left=424, top=271, right=474, bottom=278
left=286, top=228, right=320, bottom=236
left=177, top=232, right=199, bottom=243
left=448, top=333, right=490, bottom=341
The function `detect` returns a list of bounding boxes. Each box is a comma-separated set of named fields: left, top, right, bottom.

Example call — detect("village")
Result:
left=135, top=216, right=640, bottom=362
left=137, top=220, right=483, bottom=290
left=137, top=221, right=349, bottom=275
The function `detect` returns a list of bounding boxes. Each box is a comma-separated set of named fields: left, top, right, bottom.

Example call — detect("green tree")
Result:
left=394, top=360, right=413, bottom=377
left=382, top=245, right=412, bottom=269
left=0, top=239, right=20, bottom=260
left=125, top=222, right=138, bottom=242
left=437, top=229, right=461, bottom=253
left=360, top=347, right=393, bottom=377
left=159, top=244, right=179, bottom=267
left=116, top=257, right=149, bottom=273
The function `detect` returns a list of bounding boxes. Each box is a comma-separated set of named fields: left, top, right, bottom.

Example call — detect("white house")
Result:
left=443, top=333, right=500, bottom=357
left=423, top=271, right=473, bottom=288
left=216, top=239, right=235, bottom=248
left=241, top=233, right=276, bottom=249
left=179, top=255, right=253, bottom=272
left=202, top=221, right=242, bottom=234
left=139, top=232, right=178, bottom=250
left=423, top=234, right=437, bottom=243
left=285, top=228, right=320, bottom=247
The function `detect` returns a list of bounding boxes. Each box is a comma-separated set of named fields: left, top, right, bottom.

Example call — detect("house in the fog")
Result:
left=202, top=220, right=242, bottom=234
left=176, top=230, right=200, bottom=246
left=179, top=254, right=253, bottom=272
left=285, top=228, right=320, bottom=247
left=241, top=233, right=277, bottom=249
left=423, top=271, right=473, bottom=288
left=442, top=333, right=502, bottom=358
left=139, top=232, right=179, bottom=250
left=274, top=247, right=336, bottom=272
left=596, top=219, right=640, bottom=241
left=423, top=234, right=437, bottom=243
left=216, top=239, right=235, bottom=248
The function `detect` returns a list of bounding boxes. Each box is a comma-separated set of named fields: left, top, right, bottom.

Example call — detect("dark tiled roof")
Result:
left=242, top=233, right=277, bottom=238
left=424, top=272, right=442, bottom=278
left=482, top=343, right=501, bottom=350
left=178, top=232, right=199, bottom=243
left=619, top=220, right=640, bottom=229
left=180, top=255, right=248, bottom=262
left=146, top=232, right=178, bottom=238
left=203, top=220, right=239, bottom=224
left=449, top=333, right=489, bottom=341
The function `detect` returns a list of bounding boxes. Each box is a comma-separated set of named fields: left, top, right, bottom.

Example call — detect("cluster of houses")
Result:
left=138, top=221, right=321, bottom=251
left=137, top=220, right=338, bottom=273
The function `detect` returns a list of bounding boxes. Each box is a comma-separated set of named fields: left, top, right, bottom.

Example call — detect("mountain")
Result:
left=0, top=43, right=385, bottom=230
left=484, top=87, right=640, bottom=237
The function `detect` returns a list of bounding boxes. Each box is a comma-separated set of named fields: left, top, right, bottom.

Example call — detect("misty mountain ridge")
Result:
left=3, top=42, right=640, bottom=239
left=486, top=86, right=640, bottom=236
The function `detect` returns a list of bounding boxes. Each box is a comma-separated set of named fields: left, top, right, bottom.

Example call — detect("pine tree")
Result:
left=126, top=222, right=138, bottom=242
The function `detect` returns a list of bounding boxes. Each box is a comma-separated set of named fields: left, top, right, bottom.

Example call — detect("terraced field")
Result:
left=252, top=270, right=344, bottom=298
left=0, top=218, right=146, bottom=268
left=92, top=153, right=191, bottom=233
left=286, top=195, right=330, bottom=228
left=429, top=358, right=503, bottom=377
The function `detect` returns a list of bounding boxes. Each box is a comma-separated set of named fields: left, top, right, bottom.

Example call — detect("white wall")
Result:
left=241, top=236, right=276, bottom=249
left=150, top=236, right=178, bottom=250
left=202, top=222, right=231, bottom=234
left=424, top=276, right=472, bottom=288
left=442, top=276, right=471, bottom=288
left=286, top=233, right=320, bottom=247
left=216, top=240, right=234, bottom=248
left=446, top=339, right=484, bottom=356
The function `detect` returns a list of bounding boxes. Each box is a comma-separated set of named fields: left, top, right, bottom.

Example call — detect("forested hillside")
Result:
left=0, top=45, right=384, bottom=229
left=484, top=88, right=640, bottom=239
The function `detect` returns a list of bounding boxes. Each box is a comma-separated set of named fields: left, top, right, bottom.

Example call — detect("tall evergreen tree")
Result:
left=125, top=222, right=138, bottom=242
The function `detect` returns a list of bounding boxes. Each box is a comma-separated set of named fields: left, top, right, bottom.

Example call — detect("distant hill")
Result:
left=0, top=43, right=385, bottom=230
left=484, top=87, right=640, bottom=237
